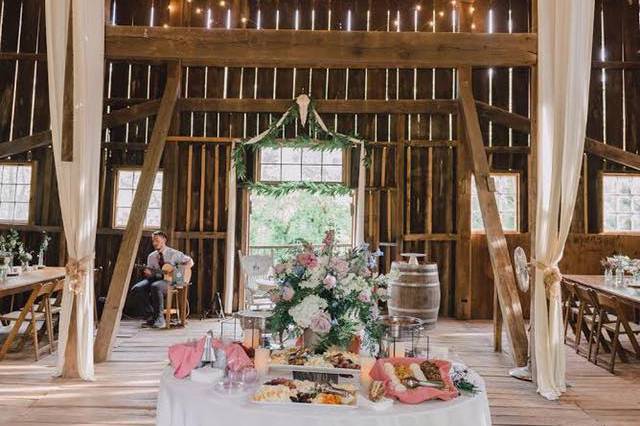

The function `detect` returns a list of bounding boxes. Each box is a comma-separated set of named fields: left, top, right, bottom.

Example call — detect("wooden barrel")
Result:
left=387, top=262, right=440, bottom=329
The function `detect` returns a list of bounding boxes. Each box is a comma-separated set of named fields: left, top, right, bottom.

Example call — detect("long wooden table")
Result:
left=563, top=274, right=640, bottom=307
left=0, top=267, right=66, bottom=360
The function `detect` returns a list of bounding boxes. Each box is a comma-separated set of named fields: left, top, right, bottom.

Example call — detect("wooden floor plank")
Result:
left=0, top=318, right=638, bottom=425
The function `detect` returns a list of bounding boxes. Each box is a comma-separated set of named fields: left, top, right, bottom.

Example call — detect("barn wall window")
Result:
left=249, top=148, right=352, bottom=257
left=259, top=147, right=343, bottom=182
left=602, top=173, right=640, bottom=233
left=113, top=169, right=163, bottom=229
left=0, top=163, right=33, bottom=224
left=471, top=173, right=520, bottom=233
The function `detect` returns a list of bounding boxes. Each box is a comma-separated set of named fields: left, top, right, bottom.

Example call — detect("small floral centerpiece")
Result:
left=269, top=230, right=388, bottom=353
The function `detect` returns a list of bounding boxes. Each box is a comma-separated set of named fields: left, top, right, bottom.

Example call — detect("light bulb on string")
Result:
left=196, top=7, right=202, bottom=14
left=219, top=0, right=226, bottom=7
left=469, top=5, right=475, bottom=14
left=438, top=10, right=445, bottom=17
left=470, top=22, right=476, bottom=30
left=415, top=5, right=422, bottom=11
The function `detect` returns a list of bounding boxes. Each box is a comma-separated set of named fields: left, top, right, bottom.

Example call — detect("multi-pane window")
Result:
left=114, top=169, right=163, bottom=229
left=259, top=148, right=343, bottom=182
left=471, top=173, right=519, bottom=232
left=0, top=164, right=32, bottom=224
left=602, top=174, right=640, bottom=232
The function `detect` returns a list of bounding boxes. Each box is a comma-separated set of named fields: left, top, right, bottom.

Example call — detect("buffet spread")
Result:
left=157, top=234, right=491, bottom=425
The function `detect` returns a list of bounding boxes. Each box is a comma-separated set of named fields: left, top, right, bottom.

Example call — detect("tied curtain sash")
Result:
left=45, top=0, right=104, bottom=380
left=534, top=0, right=594, bottom=400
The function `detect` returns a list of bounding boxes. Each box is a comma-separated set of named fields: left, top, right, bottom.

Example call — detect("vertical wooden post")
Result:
left=94, top=62, right=181, bottom=363
left=394, top=115, right=406, bottom=260
left=61, top=5, right=73, bottom=162
left=455, top=1, right=473, bottom=320
left=458, top=67, right=529, bottom=367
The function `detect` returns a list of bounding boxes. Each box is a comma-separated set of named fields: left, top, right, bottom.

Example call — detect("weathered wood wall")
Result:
left=0, top=0, right=638, bottom=319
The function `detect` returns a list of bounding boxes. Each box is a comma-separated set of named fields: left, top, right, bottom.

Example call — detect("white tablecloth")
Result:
left=157, top=366, right=492, bottom=426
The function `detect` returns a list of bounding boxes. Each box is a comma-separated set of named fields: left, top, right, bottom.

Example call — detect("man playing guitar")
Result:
left=130, top=231, right=193, bottom=328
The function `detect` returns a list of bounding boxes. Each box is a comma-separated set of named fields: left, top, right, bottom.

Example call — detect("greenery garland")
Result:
left=232, top=98, right=371, bottom=196
left=248, top=181, right=352, bottom=197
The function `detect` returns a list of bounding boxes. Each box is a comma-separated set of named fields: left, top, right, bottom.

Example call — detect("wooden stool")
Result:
left=164, top=283, right=190, bottom=328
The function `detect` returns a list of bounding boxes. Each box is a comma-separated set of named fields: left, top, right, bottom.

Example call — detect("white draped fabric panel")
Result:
left=534, top=0, right=594, bottom=400
left=45, top=0, right=104, bottom=380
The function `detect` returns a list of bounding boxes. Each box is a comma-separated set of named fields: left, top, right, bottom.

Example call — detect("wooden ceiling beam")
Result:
left=177, top=98, right=459, bottom=114
left=105, top=26, right=537, bottom=68
left=584, top=138, right=640, bottom=171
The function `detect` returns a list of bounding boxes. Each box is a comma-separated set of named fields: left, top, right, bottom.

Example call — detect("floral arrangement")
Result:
left=268, top=230, right=388, bottom=353
left=0, top=229, right=20, bottom=254
left=601, top=255, right=631, bottom=271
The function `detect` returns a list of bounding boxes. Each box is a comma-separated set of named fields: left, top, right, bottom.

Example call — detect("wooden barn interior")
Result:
left=0, top=0, right=639, bottom=425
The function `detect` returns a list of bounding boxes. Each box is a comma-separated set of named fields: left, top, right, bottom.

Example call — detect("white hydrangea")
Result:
left=288, top=295, right=328, bottom=328
left=340, top=273, right=369, bottom=295
left=300, top=265, right=325, bottom=289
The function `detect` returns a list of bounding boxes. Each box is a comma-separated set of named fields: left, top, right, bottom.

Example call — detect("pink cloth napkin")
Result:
left=369, top=358, right=458, bottom=404
left=168, top=338, right=253, bottom=379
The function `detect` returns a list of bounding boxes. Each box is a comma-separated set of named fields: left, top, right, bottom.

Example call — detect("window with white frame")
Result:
left=259, top=147, right=343, bottom=182
left=0, top=164, right=32, bottom=224
left=471, top=173, right=519, bottom=232
left=114, top=169, right=163, bottom=229
left=602, top=173, right=640, bottom=232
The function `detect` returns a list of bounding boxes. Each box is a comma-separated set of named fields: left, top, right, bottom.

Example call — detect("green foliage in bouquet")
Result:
left=268, top=230, right=388, bottom=353
left=231, top=97, right=371, bottom=197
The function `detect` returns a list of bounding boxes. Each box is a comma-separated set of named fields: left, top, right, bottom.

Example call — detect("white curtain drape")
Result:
left=534, top=0, right=594, bottom=400
left=45, top=0, right=104, bottom=380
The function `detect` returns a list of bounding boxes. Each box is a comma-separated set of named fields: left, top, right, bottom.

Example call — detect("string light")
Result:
left=393, top=19, right=399, bottom=28
left=428, top=20, right=434, bottom=27
left=167, top=5, right=172, bottom=11
left=241, top=16, right=248, bottom=23
left=471, top=22, right=476, bottom=30
left=415, top=5, right=422, bottom=11
left=219, top=0, right=226, bottom=6
left=469, top=5, right=475, bottom=14
left=195, top=7, right=202, bottom=14
left=438, top=10, right=445, bottom=17
left=451, top=0, right=457, bottom=6
left=163, top=23, right=169, bottom=28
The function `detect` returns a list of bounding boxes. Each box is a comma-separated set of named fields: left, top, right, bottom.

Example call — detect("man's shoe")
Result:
left=145, top=318, right=155, bottom=326
left=153, top=317, right=167, bottom=329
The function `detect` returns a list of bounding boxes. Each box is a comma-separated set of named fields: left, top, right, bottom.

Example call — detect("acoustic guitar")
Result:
left=133, top=263, right=192, bottom=285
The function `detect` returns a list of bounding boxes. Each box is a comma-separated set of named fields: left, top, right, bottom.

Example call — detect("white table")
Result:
left=157, top=366, right=492, bottom=426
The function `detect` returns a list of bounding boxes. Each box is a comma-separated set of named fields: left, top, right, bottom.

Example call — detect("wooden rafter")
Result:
left=178, top=98, right=459, bottom=114
left=105, top=26, right=537, bottom=68
left=458, top=66, right=529, bottom=367
left=94, top=62, right=181, bottom=363
left=103, top=99, right=162, bottom=128
left=0, top=131, right=52, bottom=159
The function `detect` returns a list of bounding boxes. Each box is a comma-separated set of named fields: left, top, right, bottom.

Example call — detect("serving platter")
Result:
left=251, top=398, right=358, bottom=409
left=269, top=363, right=360, bottom=377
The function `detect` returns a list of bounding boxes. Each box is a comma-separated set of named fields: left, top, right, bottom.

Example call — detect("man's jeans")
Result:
left=131, top=279, right=169, bottom=320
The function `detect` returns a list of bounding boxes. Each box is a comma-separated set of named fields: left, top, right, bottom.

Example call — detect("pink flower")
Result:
left=270, top=291, right=281, bottom=303
left=282, top=286, right=295, bottom=301
left=323, top=274, right=337, bottom=290
left=358, top=291, right=371, bottom=303
left=309, top=311, right=332, bottom=334
left=330, top=258, right=349, bottom=276
left=322, top=230, right=335, bottom=247
left=360, top=267, right=372, bottom=277
left=274, top=263, right=286, bottom=274
left=297, top=252, right=318, bottom=268
left=376, top=287, right=387, bottom=299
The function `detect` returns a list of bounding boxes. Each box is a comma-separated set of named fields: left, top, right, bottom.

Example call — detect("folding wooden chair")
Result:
left=593, top=293, right=640, bottom=373
left=0, top=279, right=63, bottom=360
left=561, top=280, right=579, bottom=344
left=573, top=285, right=615, bottom=361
